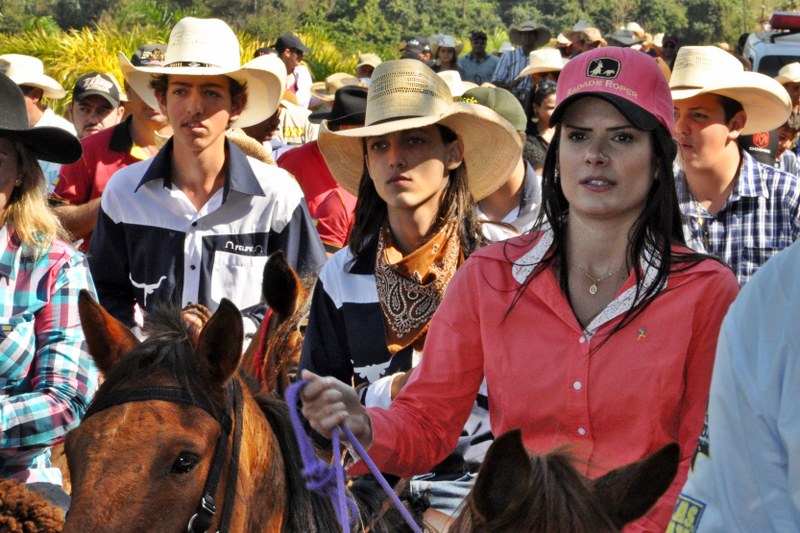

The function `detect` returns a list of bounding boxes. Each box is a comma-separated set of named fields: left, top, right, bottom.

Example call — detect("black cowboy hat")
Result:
left=0, top=73, right=81, bottom=164
left=309, top=85, right=368, bottom=128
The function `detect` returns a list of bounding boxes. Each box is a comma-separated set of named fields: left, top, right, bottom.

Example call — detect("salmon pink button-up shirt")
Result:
left=359, top=229, right=739, bottom=532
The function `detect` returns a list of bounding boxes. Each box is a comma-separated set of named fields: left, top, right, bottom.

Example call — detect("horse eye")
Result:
left=171, top=453, right=199, bottom=474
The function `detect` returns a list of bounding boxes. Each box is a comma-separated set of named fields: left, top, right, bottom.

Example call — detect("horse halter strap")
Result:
left=83, top=382, right=244, bottom=533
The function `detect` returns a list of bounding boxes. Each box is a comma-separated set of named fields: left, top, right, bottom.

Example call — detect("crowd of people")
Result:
left=1, top=13, right=799, bottom=531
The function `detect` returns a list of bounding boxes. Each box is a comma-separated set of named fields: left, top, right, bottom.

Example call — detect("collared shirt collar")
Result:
left=511, top=227, right=666, bottom=337
left=731, top=150, right=769, bottom=200
left=0, top=225, right=14, bottom=281
left=134, top=137, right=265, bottom=201
left=109, top=116, right=134, bottom=153
left=519, top=161, right=541, bottom=210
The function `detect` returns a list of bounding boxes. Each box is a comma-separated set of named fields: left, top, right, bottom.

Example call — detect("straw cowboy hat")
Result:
left=310, top=72, right=360, bottom=102
left=516, top=48, right=569, bottom=79
left=0, top=73, right=80, bottom=163
left=775, top=62, right=800, bottom=85
left=119, top=17, right=287, bottom=128
left=437, top=70, right=477, bottom=98
left=0, top=54, right=66, bottom=99
left=581, top=28, right=607, bottom=47
left=509, top=21, right=551, bottom=49
left=670, top=46, right=791, bottom=135
left=317, top=59, right=522, bottom=200
left=356, top=53, right=382, bottom=70
left=431, top=35, right=463, bottom=56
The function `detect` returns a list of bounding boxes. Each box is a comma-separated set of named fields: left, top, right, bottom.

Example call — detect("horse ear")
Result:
left=77, top=289, right=140, bottom=376
left=592, top=442, right=680, bottom=528
left=262, top=250, right=304, bottom=322
left=470, top=428, right=533, bottom=521
left=195, top=299, right=244, bottom=388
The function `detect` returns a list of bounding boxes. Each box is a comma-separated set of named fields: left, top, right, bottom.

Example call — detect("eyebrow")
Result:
left=169, top=81, right=228, bottom=90
left=563, top=123, right=633, bottom=131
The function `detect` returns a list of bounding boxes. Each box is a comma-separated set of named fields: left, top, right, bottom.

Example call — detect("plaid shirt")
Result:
left=0, top=225, right=98, bottom=483
left=491, top=47, right=532, bottom=101
left=676, top=151, right=800, bottom=285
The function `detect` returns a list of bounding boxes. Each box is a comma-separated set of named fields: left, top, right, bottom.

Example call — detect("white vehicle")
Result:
left=743, top=11, right=800, bottom=76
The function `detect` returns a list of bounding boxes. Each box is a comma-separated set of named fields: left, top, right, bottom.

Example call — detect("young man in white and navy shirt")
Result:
left=88, top=17, right=326, bottom=330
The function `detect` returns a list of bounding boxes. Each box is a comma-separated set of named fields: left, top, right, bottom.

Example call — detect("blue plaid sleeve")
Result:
left=0, top=248, right=99, bottom=449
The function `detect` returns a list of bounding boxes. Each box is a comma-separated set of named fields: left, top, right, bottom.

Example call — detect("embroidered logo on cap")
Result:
left=80, top=74, right=114, bottom=94
left=586, top=58, right=621, bottom=79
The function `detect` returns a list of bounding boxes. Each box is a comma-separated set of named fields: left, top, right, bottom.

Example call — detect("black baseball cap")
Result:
left=273, top=33, right=310, bottom=54
left=73, top=72, right=121, bottom=108
left=130, top=43, right=166, bottom=67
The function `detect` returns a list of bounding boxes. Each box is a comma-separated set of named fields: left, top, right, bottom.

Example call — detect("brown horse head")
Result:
left=450, top=429, right=679, bottom=533
left=242, top=250, right=313, bottom=396
left=65, top=292, right=289, bottom=532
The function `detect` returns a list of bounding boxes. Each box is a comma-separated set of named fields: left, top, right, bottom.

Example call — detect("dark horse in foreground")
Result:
left=63, top=292, right=420, bottom=533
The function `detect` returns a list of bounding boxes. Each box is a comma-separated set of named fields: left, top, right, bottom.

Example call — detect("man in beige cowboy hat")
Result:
left=671, top=45, right=800, bottom=284
left=88, top=17, right=326, bottom=331
left=514, top=47, right=568, bottom=84
left=0, top=53, right=77, bottom=193
left=491, top=20, right=551, bottom=102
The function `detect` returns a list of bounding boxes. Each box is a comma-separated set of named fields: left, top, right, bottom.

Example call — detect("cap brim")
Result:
left=76, top=89, right=119, bottom=108
left=551, top=92, right=660, bottom=132
left=119, top=52, right=287, bottom=129
left=318, top=101, right=522, bottom=200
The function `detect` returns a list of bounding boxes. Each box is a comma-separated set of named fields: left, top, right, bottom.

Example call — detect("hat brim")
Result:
left=119, top=52, right=286, bottom=129
left=15, top=77, right=65, bottom=100
left=515, top=60, right=567, bottom=79
left=671, top=75, right=791, bottom=134
left=310, top=81, right=335, bottom=102
left=551, top=92, right=661, bottom=133
left=510, top=27, right=551, bottom=48
left=308, top=110, right=365, bottom=126
left=1, top=126, right=81, bottom=164
left=317, top=101, right=522, bottom=200
left=431, top=44, right=464, bottom=56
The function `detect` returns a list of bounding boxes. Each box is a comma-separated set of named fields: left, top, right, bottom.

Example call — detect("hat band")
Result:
left=164, top=61, right=221, bottom=68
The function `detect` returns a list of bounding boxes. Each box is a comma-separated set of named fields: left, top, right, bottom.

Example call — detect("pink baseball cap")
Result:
left=550, top=46, right=674, bottom=134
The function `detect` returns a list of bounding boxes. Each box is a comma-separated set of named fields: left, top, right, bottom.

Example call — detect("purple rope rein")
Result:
left=285, top=380, right=423, bottom=533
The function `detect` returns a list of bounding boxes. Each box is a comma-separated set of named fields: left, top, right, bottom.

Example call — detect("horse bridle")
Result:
left=82, top=380, right=244, bottom=533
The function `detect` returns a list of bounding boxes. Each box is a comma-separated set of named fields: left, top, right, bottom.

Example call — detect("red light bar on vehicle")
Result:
left=770, top=11, right=800, bottom=30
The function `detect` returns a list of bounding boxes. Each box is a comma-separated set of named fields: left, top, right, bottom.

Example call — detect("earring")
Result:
left=14, top=178, right=21, bottom=186
left=553, top=167, right=559, bottom=180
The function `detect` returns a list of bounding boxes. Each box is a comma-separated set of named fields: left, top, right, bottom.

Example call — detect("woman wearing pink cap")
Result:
left=301, top=47, right=739, bottom=531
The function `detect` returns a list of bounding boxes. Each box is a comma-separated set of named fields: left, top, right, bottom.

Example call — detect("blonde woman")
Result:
left=0, top=73, right=97, bottom=510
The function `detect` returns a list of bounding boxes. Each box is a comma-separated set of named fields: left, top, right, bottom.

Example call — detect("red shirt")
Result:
left=54, top=119, right=143, bottom=252
left=315, top=187, right=357, bottom=253
left=360, top=230, right=739, bottom=532
left=55, top=118, right=141, bottom=205
left=277, top=141, right=337, bottom=218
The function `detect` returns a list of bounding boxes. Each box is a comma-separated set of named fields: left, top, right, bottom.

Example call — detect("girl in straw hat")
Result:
left=0, top=73, right=97, bottom=511
left=299, top=58, right=522, bottom=521
left=301, top=47, right=739, bottom=531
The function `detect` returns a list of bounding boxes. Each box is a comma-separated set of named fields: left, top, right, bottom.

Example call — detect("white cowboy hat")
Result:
left=515, top=48, right=569, bottom=79
left=317, top=59, right=522, bottom=201
left=431, top=35, right=464, bottom=56
left=437, top=70, right=477, bottom=98
left=119, top=17, right=287, bottom=128
left=310, top=72, right=360, bottom=102
left=775, top=62, right=800, bottom=85
left=0, top=54, right=66, bottom=99
left=670, top=46, right=791, bottom=135
left=498, top=41, right=515, bottom=54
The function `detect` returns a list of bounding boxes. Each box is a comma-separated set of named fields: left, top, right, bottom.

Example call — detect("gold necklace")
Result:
left=576, top=264, right=625, bottom=295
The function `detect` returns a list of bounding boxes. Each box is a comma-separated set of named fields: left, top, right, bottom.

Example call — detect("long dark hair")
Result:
left=525, top=79, right=557, bottom=137
left=348, top=124, right=484, bottom=263
left=506, top=115, right=715, bottom=340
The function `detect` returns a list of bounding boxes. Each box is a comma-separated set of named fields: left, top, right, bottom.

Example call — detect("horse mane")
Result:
left=97, top=306, right=214, bottom=406
left=452, top=448, right=619, bottom=533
